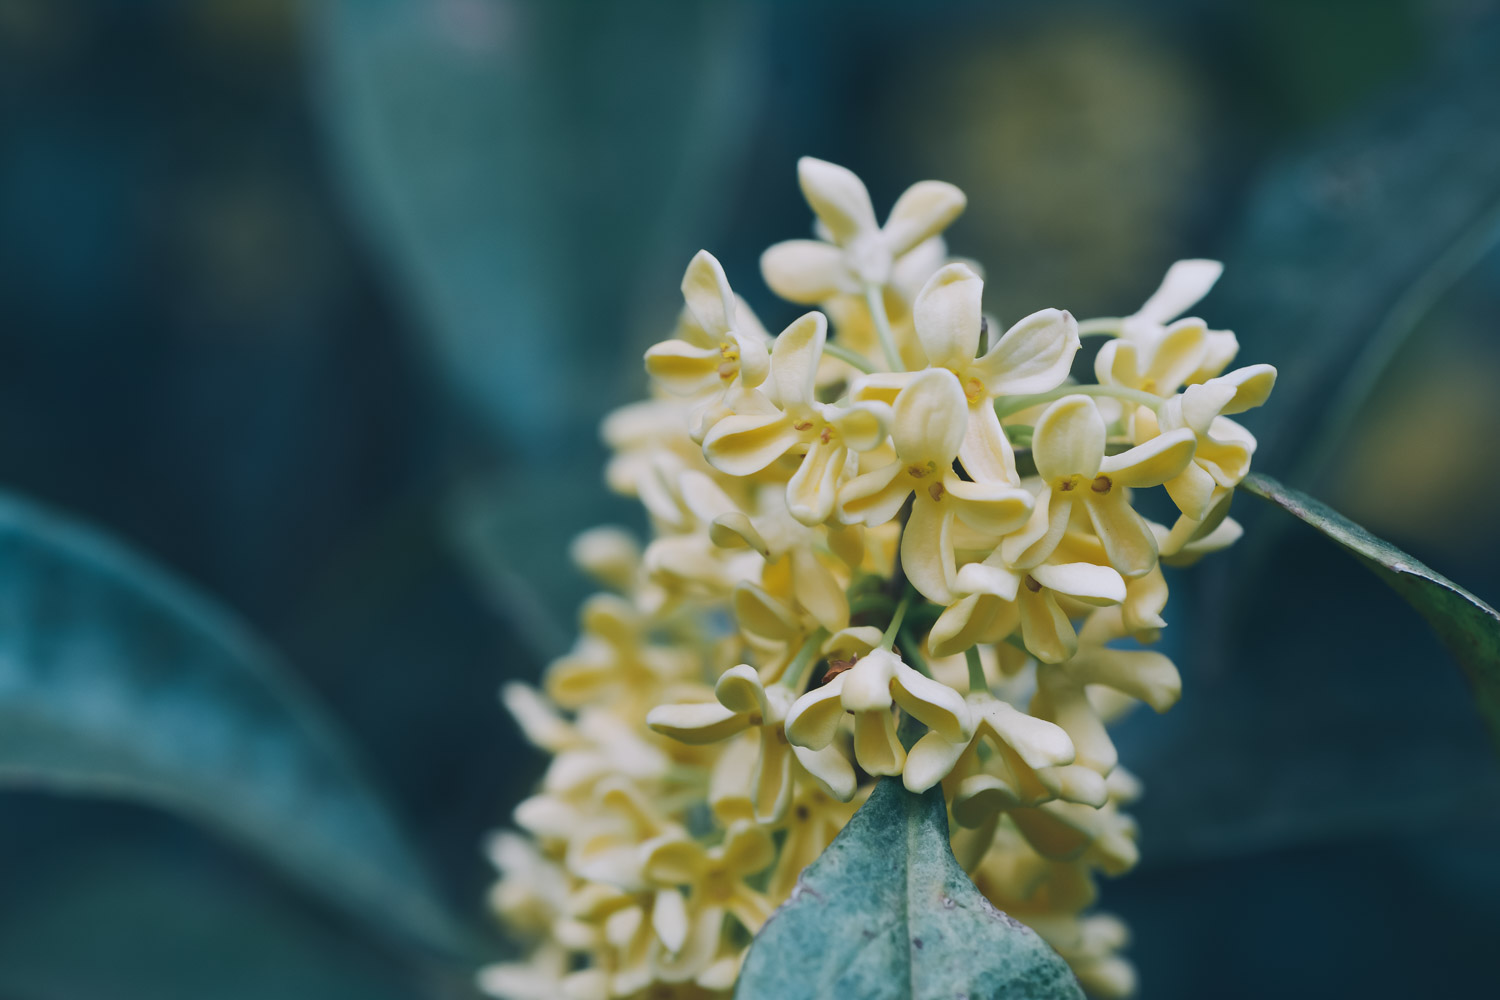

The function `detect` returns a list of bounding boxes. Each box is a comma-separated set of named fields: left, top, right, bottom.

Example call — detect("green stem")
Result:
left=993, top=383, right=1162, bottom=420
left=880, top=591, right=913, bottom=650
left=864, top=284, right=904, bottom=371
left=1076, top=317, right=1123, bottom=336
left=965, top=646, right=987, bottom=694
left=779, top=628, right=829, bottom=690
left=822, top=340, right=877, bottom=374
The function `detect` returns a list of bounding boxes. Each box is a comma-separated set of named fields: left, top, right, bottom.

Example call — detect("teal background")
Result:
left=0, top=1, right=1498, bottom=997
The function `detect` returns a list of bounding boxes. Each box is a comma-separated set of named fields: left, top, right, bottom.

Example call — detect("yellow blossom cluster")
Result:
left=482, top=158, right=1276, bottom=999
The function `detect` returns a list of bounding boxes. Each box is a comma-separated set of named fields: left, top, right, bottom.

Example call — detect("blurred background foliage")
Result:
left=0, top=0, right=1497, bottom=997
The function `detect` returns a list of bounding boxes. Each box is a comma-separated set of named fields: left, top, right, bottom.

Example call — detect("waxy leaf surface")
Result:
left=736, top=777, right=1082, bottom=1000
left=0, top=493, right=465, bottom=953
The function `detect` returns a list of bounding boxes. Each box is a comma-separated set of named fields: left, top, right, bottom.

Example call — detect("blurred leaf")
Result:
left=1240, top=472, right=1500, bottom=750
left=0, top=491, right=468, bottom=954
left=0, top=814, right=462, bottom=1000
left=312, top=0, right=765, bottom=620
left=1215, top=20, right=1500, bottom=482
left=736, top=778, right=1082, bottom=1000
left=312, top=0, right=764, bottom=447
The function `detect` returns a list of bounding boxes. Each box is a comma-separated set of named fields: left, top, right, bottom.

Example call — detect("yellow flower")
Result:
left=1144, top=368, right=1276, bottom=520
left=1002, top=394, right=1196, bottom=577
left=904, top=690, right=1077, bottom=795
left=702, top=310, right=891, bottom=525
left=840, top=368, right=1033, bottom=602
left=784, top=646, right=971, bottom=777
left=543, top=594, right=697, bottom=715
left=760, top=157, right=966, bottom=303
left=1118, top=258, right=1237, bottom=383
left=1031, top=644, right=1181, bottom=776
left=647, top=664, right=851, bottom=822
left=933, top=540, right=1128, bottom=663
left=857, top=264, right=1080, bottom=484
left=641, top=821, right=776, bottom=983
left=645, top=251, right=772, bottom=441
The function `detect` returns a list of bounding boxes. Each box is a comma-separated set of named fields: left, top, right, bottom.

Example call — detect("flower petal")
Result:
left=1032, top=667, right=1116, bottom=774
left=702, top=412, right=799, bottom=477
left=837, top=459, right=909, bottom=527
left=1163, top=460, right=1219, bottom=522
left=980, top=698, right=1075, bottom=770
left=1134, top=259, right=1222, bottom=326
left=1214, top=363, right=1277, bottom=415
left=681, top=250, right=736, bottom=338
left=769, top=311, right=827, bottom=408
left=797, top=157, right=879, bottom=246
left=1092, top=338, right=1140, bottom=388
left=783, top=676, right=847, bottom=750
left=643, top=339, right=722, bottom=396
left=786, top=437, right=844, bottom=527
left=976, top=308, right=1081, bottom=396
left=891, top=664, right=972, bottom=743
left=1033, top=395, right=1105, bottom=482
left=753, top=731, right=794, bottom=823
left=1069, top=646, right=1182, bottom=712
left=731, top=583, right=800, bottom=643
left=827, top=400, right=890, bottom=453
left=1143, top=319, right=1209, bottom=392
left=945, top=477, right=1034, bottom=536
left=790, top=546, right=850, bottom=633
left=1083, top=493, right=1159, bottom=578
left=902, top=729, right=972, bottom=793
left=958, top=398, right=1019, bottom=484
left=951, top=773, right=1023, bottom=828
left=1099, top=427, right=1196, bottom=488
left=720, top=821, right=776, bottom=876
left=714, top=664, right=769, bottom=717
left=793, top=744, right=857, bottom=801
left=930, top=593, right=1018, bottom=658
left=852, top=710, right=906, bottom=775
left=647, top=701, right=750, bottom=744
left=644, top=837, right=708, bottom=886
left=883, top=180, right=966, bottom=257
left=900, top=496, right=956, bottom=604
left=891, top=367, right=968, bottom=466
left=1031, top=561, right=1126, bottom=606
left=1018, top=588, right=1077, bottom=663
left=912, top=263, right=983, bottom=370
left=760, top=239, right=850, bottom=304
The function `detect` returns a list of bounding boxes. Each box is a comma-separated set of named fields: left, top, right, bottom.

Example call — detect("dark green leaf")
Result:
left=735, top=778, right=1082, bottom=1000
left=0, top=492, right=469, bottom=954
left=1240, top=473, right=1500, bottom=750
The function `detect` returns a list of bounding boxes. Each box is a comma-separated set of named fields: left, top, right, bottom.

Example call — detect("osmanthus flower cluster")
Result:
left=481, top=158, right=1276, bottom=1000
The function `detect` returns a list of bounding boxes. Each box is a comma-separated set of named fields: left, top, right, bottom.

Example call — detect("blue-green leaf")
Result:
left=1240, top=473, right=1500, bottom=750
left=0, top=492, right=467, bottom=954
left=735, top=778, right=1082, bottom=1000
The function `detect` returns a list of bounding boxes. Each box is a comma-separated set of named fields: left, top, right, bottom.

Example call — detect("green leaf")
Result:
left=735, top=778, right=1083, bottom=1000
left=1240, top=472, right=1500, bottom=750
left=0, top=492, right=469, bottom=954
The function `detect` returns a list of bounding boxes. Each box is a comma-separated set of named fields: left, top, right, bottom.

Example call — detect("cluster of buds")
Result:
left=482, top=159, right=1276, bottom=999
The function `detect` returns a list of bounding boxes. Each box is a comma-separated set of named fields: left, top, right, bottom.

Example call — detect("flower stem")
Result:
left=822, top=341, right=877, bottom=374
left=1076, top=317, right=1124, bottom=336
left=864, top=284, right=904, bottom=371
left=880, top=591, right=913, bottom=650
left=965, top=646, right=987, bottom=694
left=993, top=383, right=1162, bottom=419
left=780, top=627, right=829, bottom=690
